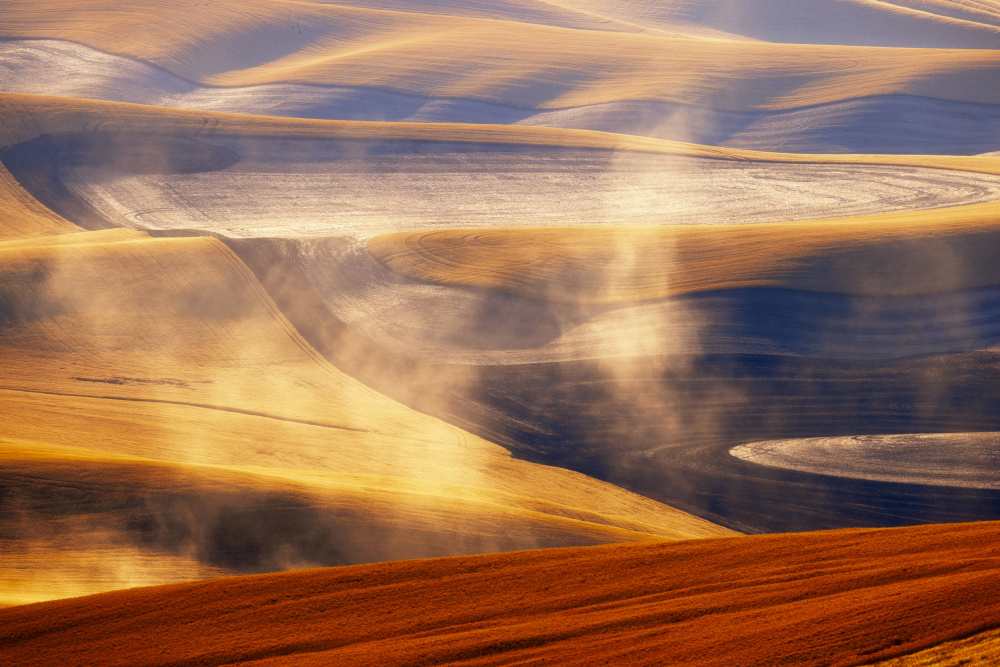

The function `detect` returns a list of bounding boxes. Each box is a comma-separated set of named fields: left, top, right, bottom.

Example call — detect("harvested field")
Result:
left=7, top=40, right=1000, bottom=154
left=732, top=433, right=1000, bottom=489
left=5, top=1, right=1000, bottom=661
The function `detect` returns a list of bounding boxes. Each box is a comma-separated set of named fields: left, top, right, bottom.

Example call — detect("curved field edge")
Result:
left=0, top=437, right=689, bottom=606
left=865, top=625, right=1000, bottom=666
left=9, top=40, right=1000, bottom=156
left=1, top=521, right=999, bottom=666
left=730, top=433, right=1000, bottom=490
left=0, top=160, right=79, bottom=239
left=6, top=1, right=1000, bottom=110
left=0, top=438, right=698, bottom=544
left=5, top=93, right=1000, bottom=175
left=0, top=172, right=732, bottom=604
left=366, top=203, right=1000, bottom=305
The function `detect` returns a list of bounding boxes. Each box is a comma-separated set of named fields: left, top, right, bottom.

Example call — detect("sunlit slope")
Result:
left=2, top=522, right=999, bottom=666
left=0, top=226, right=741, bottom=506
left=0, top=387, right=712, bottom=544
left=5, top=96, right=999, bottom=533
left=215, top=235, right=1000, bottom=534
left=0, top=439, right=678, bottom=607
left=44, top=138, right=1000, bottom=237
left=5, top=1, right=1000, bottom=110
left=7, top=92, right=1000, bottom=175
left=301, top=0, right=656, bottom=34
left=8, top=41, right=1000, bottom=155
left=0, top=210, right=731, bottom=603
left=295, top=238, right=1000, bottom=365
left=305, top=0, right=752, bottom=39
left=555, top=0, right=1000, bottom=47
left=0, top=162, right=80, bottom=240
left=6, top=2, right=1000, bottom=154
left=867, top=626, right=1000, bottom=666
left=368, top=201, right=1000, bottom=305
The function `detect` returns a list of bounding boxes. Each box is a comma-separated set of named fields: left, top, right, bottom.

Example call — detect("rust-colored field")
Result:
left=2, top=521, right=999, bottom=666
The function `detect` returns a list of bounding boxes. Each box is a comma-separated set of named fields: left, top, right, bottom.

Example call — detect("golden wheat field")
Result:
left=3, top=1, right=1000, bottom=665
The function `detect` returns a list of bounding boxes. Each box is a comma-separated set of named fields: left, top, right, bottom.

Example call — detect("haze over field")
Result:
left=2, top=0, right=1000, bottom=664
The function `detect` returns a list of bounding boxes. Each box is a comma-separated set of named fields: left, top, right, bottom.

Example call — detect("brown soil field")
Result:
left=1, top=521, right=999, bottom=666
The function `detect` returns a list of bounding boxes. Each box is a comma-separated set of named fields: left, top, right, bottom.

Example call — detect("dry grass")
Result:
left=865, top=625, right=1000, bottom=666
left=1, top=521, right=999, bottom=666
left=4, top=1, right=1000, bottom=643
left=0, top=162, right=80, bottom=240
left=4, top=5, right=1000, bottom=665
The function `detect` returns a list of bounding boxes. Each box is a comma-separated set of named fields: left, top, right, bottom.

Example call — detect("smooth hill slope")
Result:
left=6, top=93, right=1000, bottom=240
left=557, top=0, right=1000, bottom=47
left=298, top=0, right=657, bottom=34
left=6, top=93, right=1000, bottom=532
left=367, top=201, right=1000, bottom=305
left=8, top=91, right=1000, bottom=172
left=0, top=438, right=682, bottom=607
left=361, top=211, right=1000, bottom=532
left=43, top=135, right=1000, bottom=237
left=0, top=167, right=731, bottom=605
left=7, top=1, right=1000, bottom=153
left=5, top=0, right=1000, bottom=111
left=1, top=521, right=999, bottom=666
left=0, top=161, right=80, bottom=240
left=9, top=40, right=1000, bottom=153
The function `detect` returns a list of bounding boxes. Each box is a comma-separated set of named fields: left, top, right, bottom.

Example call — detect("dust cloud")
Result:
left=4, top=119, right=1000, bottom=590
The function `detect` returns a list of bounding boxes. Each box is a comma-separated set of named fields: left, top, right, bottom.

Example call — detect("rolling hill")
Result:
left=4, top=0, right=1000, bottom=663
left=4, top=92, right=1000, bottom=534
left=0, top=155, right=731, bottom=605
left=5, top=0, right=1000, bottom=154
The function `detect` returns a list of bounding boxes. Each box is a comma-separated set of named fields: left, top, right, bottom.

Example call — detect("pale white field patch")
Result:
left=731, top=433, right=1000, bottom=489
left=59, top=138, right=1000, bottom=238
